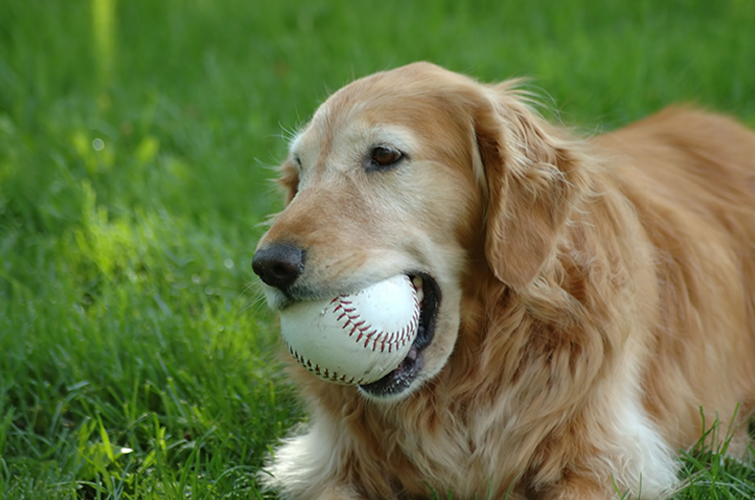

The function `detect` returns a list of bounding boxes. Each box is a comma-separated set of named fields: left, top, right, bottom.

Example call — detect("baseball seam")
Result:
left=330, top=289, right=419, bottom=353
left=285, top=341, right=362, bottom=385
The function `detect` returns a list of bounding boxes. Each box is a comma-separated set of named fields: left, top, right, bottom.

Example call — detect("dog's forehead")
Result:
left=319, top=66, right=464, bottom=125
left=290, top=107, right=417, bottom=170
left=291, top=66, right=475, bottom=165
left=295, top=106, right=417, bottom=155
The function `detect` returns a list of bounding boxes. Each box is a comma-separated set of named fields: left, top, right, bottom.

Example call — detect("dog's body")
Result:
left=253, top=63, right=755, bottom=499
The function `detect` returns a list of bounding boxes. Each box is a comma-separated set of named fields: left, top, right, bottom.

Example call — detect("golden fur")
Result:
left=255, top=62, right=755, bottom=499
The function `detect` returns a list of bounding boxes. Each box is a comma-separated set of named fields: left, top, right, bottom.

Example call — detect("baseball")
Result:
left=280, top=274, right=420, bottom=385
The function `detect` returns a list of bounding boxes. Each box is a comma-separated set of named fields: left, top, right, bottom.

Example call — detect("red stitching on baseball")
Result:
left=328, top=283, right=420, bottom=353
left=286, top=340, right=360, bottom=384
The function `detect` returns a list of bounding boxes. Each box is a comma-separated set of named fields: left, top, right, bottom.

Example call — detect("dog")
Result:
left=252, top=62, right=755, bottom=499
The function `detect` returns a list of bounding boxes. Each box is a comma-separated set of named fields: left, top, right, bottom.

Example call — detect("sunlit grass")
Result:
left=1, top=0, right=754, bottom=498
left=92, top=0, right=116, bottom=85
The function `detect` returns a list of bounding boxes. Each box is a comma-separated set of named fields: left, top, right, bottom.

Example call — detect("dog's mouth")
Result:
left=359, top=272, right=441, bottom=398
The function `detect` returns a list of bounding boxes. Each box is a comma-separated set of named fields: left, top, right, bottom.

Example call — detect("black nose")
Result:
left=252, top=243, right=305, bottom=290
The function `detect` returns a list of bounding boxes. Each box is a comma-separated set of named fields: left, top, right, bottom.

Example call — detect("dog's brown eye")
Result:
left=370, top=146, right=404, bottom=169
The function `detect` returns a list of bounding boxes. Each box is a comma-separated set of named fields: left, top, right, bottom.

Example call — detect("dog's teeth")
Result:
left=406, top=347, right=418, bottom=362
left=412, top=276, right=424, bottom=304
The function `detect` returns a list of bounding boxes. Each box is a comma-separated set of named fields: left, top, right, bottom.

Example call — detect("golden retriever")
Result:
left=253, top=62, right=755, bottom=499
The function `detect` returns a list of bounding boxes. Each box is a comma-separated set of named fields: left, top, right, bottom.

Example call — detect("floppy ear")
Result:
left=474, top=84, right=584, bottom=290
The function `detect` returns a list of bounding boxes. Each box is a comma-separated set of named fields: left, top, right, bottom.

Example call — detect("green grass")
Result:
left=1, top=0, right=754, bottom=498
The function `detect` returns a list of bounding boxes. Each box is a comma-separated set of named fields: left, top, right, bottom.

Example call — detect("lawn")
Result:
left=1, top=0, right=754, bottom=498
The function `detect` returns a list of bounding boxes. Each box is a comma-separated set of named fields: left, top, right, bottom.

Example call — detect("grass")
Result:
left=1, top=0, right=754, bottom=498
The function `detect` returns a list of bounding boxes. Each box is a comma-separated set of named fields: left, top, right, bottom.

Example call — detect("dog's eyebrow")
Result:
left=366, top=125, right=416, bottom=153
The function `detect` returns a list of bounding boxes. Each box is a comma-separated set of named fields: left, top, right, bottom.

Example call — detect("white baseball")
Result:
left=279, top=274, right=420, bottom=385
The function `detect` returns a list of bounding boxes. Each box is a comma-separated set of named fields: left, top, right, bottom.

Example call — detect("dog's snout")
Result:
left=252, top=243, right=306, bottom=290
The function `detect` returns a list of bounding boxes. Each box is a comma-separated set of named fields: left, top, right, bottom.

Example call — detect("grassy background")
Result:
left=1, top=0, right=754, bottom=498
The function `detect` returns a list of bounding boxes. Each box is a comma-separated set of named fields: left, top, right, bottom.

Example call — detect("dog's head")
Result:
left=253, top=62, right=582, bottom=401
